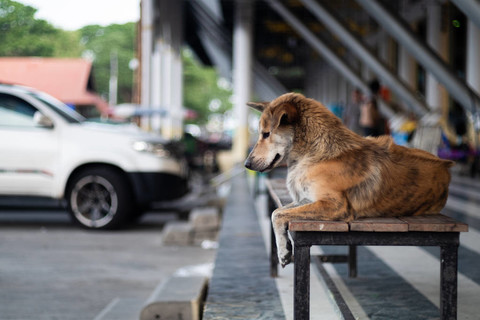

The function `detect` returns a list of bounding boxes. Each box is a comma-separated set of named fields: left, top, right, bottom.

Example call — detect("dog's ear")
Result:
left=272, top=103, right=298, bottom=129
left=247, top=101, right=269, bottom=112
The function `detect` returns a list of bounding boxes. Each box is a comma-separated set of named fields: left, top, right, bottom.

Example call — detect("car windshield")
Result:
left=26, top=91, right=86, bottom=123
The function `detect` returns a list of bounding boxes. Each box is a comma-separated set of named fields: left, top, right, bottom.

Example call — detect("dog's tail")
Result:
left=406, top=146, right=455, bottom=168
left=443, top=159, right=455, bottom=168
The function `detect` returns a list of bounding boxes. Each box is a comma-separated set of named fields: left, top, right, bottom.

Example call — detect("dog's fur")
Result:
left=245, top=93, right=454, bottom=267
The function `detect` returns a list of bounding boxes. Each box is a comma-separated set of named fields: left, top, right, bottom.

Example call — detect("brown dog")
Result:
left=244, top=93, right=454, bottom=267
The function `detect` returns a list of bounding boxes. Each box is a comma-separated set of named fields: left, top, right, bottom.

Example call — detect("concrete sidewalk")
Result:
left=203, top=172, right=284, bottom=319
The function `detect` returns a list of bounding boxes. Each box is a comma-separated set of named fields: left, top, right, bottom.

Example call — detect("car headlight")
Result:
left=132, top=141, right=171, bottom=158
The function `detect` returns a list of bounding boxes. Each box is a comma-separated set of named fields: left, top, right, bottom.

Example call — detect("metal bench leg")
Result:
left=270, top=222, right=279, bottom=277
left=268, top=196, right=278, bottom=277
left=294, top=244, right=310, bottom=320
left=440, top=244, right=458, bottom=320
left=348, top=245, right=357, bottom=278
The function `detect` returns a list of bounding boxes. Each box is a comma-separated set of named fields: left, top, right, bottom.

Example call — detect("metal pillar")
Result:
left=151, top=40, right=162, bottom=131
left=451, top=0, right=480, bottom=30
left=355, top=0, right=480, bottom=116
left=170, top=2, right=184, bottom=140
left=140, top=0, right=153, bottom=130
left=299, top=0, right=429, bottom=117
left=467, top=21, right=480, bottom=96
left=466, top=21, right=480, bottom=141
left=232, top=0, right=253, bottom=163
left=425, top=3, right=443, bottom=112
left=159, top=0, right=183, bottom=139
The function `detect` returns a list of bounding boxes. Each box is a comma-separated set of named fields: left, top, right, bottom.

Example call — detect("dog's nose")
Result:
left=244, top=158, right=252, bottom=169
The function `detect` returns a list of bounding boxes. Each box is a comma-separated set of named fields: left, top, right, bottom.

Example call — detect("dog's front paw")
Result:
left=279, top=250, right=293, bottom=268
left=278, top=240, right=293, bottom=267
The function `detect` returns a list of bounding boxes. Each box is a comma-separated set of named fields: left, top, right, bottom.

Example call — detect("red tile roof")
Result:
left=0, top=57, right=108, bottom=113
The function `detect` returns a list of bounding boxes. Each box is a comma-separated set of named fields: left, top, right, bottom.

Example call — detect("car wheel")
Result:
left=66, top=167, right=134, bottom=229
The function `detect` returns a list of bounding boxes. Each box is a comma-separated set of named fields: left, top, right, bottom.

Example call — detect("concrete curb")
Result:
left=162, top=206, right=221, bottom=246
left=140, top=276, right=208, bottom=320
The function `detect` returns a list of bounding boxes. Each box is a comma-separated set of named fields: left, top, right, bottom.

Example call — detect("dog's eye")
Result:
left=262, top=132, right=270, bottom=139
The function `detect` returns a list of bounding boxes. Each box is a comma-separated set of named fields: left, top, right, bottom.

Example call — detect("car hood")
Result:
left=75, top=121, right=170, bottom=144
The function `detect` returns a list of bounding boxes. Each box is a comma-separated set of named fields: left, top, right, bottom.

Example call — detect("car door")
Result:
left=0, top=92, right=59, bottom=196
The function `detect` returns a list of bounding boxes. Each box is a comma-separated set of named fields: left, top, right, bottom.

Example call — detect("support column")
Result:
left=466, top=20, right=480, bottom=144
left=232, top=0, right=253, bottom=163
left=171, top=35, right=183, bottom=139
left=151, top=40, right=162, bottom=132
left=466, top=20, right=480, bottom=96
left=425, top=3, right=442, bottom=112
left=159, top=0, right=183, bottom=139
left=140, top=0, right=153, bottom=130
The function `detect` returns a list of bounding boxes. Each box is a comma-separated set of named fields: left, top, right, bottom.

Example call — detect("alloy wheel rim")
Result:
left=70, top=175, right=118, bottom=228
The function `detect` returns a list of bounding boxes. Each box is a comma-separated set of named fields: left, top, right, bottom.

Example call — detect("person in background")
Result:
left=359, top=79, right=385, bottom=137
left=343, top=88, right=363, bottom=135
left=360, top=98, right=382, bottom=136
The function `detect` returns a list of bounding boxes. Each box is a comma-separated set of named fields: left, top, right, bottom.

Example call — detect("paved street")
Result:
left=0, top=208, right=216, bottom=320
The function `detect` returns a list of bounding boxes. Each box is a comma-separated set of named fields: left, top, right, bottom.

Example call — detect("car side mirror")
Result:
left=33, top=111, right=54, bottom=128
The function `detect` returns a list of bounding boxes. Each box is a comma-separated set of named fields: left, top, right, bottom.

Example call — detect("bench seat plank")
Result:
left=289, top=220, right=349, bottom=232
left=287, top=215, right=468, bottom=233
left=350, top=217, right=408, bottom=232
left=400, top=214, right=469, bottom=232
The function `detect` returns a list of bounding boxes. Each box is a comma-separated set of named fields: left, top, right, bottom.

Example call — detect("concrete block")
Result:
left=162, top=221, right=193, bottom=246
left=140, top=276, right=208, bottom=320
left=189, top=207, right=220, bottom=231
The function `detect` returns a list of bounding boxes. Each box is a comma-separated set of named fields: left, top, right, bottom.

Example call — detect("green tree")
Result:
left=79, top=23, right=136, bottom=103
left=0, top=0, right=81, bottom=57
left=183, top=49, right=232, bottom=124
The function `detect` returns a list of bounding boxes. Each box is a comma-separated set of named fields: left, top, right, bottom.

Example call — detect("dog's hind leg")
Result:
left=272, top=197, right=351, bottom=267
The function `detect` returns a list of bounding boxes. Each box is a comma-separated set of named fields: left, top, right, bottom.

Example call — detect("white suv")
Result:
left=0, top=84, right=189, bottom=229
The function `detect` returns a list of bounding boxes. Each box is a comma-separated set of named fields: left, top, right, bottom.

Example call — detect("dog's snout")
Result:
left=244, top=158, right=253, bottom=169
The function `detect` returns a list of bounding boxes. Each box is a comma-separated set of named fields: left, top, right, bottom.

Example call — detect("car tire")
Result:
left=66, top=167, right=134, bottom=229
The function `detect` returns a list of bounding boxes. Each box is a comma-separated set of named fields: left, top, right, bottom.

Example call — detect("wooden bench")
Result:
left=266, top=178, right=468, bottom=320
